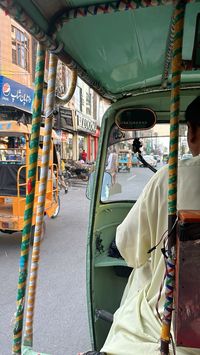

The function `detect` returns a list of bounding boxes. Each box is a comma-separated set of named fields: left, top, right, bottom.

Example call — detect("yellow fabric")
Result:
left=61, top=159, right=65, bottom=172
left=101, top=156, right=200, bottom=355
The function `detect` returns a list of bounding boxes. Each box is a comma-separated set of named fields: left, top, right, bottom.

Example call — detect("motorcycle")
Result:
left=64, top=160, right=92, bottom=182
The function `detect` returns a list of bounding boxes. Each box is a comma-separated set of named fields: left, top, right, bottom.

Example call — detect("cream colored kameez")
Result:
left=101, top=156, right=200, bottom=355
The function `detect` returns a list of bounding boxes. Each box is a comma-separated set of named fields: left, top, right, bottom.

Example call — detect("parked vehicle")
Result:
left=181, top=153, right=193, bottom=160
left=132, top=154, right=141, bottom=167
left=162, top=153, right=169, bottom=164
left=153, top=154, right=161, bottom=163
left=64, top=160, right=91, bottom=181
left=117, top=149, right=132, bottom=172
left=0, top=120, right=60, bottom=235
left=142, top=155, right=157, bottom=167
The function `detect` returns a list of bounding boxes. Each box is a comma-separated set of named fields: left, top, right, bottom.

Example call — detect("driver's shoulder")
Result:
left=179, top=155, right=200, bottom=168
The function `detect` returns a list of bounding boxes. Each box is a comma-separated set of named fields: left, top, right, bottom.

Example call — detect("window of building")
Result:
left=75, top=86, right=83, bottom=112
left=11, top=25, right=29, bottom=71
left=86, top=88, right=91, bottom=115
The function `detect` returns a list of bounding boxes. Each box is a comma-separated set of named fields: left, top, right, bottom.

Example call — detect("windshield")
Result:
left=0, top=136, right=26, bottom=164
left=101, top=123, right=189, bottom=202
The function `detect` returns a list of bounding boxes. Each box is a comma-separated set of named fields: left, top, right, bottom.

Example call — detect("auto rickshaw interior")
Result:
left=88, top=89, right=197, bottom=350
left=0, top=135, right=26, bottom=163
left=0, top=131, right=48, bottom=198
left=1, top=0, right=200, bottom=354
left=0, top=133, right=28, bottom=199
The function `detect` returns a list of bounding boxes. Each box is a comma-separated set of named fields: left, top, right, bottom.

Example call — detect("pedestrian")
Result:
left=56, top=150, right=68, bottom=194
left=106, top=148, right=118, bottom=185
left=79, top=148, right=83, bottom=161
left=81, top=149, right=87, bottom=162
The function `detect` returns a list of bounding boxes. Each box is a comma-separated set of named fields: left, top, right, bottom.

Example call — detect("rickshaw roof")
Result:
left=1, top=1, right=200, bottom=101
left=0, top=120, right=59, bottom=139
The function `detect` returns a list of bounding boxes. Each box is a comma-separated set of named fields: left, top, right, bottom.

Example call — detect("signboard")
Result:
left=76, top=111, right=96, bottom=134
left=0, top=75, right=34, bottom=113
left=59, top=106, right=74, bottom=131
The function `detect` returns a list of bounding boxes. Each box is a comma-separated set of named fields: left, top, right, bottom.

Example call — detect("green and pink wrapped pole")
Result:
left=12, top=43, right=45, bottom=355
left=23, top=53, right=58, bottom=348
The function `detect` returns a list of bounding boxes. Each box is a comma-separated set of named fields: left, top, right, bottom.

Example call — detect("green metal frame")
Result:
left=86, top=87, right=200, bottom=350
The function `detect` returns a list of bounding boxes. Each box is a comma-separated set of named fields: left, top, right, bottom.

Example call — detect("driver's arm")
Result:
left=116, top=167, right=168, bottom=269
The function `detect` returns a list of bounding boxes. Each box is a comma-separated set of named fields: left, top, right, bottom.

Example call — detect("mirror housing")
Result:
left=115, top=107, right=156, bottom=130
left=86, top=171, right=112, bottom=201
left=86, top=171, right=95, bottom=200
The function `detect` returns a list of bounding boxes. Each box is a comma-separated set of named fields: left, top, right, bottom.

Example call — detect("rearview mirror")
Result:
left=115, top=107, right=156, bottom=130
left=86, top=171, right=95, bottom=200
left=86, top=171, right=112, bottom=201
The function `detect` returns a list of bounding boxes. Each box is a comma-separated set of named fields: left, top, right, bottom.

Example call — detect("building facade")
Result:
left=0, top=11, right=110, bottom=162
left=0, top=9, right=35, bottom=122
left=55, top=63, right=109, bottom=162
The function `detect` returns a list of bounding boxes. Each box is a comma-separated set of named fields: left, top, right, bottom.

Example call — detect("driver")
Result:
left=79, top=96, right=200, bottom=355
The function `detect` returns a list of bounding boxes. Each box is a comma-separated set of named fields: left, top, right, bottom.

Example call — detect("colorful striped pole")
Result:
left=12, top=43, right=45, bottom=355
left=160, top=2, right=186, bottom=354
left=23, top=53, right=58, bottom=348
left=162, top=13, right=175, bottom=88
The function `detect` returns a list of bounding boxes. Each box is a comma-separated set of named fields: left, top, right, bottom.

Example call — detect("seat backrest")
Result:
left=0, top=164, right=26, bottom=196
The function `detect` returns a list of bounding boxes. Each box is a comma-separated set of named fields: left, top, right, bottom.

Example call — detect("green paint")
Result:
left=168, top=191, right=177, bottom=198
left=173, top=47, right=182, bottom=58
left=170, top=109, right=180, bottom=118
left=169, top=137, right=178, bottom=145
left=169, top=149, right=178, bottom=156
left=173, top=81, right=181, bottom=89
left=171, top=96, right=180, bottom=105
left=168, top=176, right=177, bottom=184
left=174, top=11, right=185, bottom=22
left=22, top=345, right=50, bottom=355
left=173, top=33, right=184, bottom=45
left=168, top=164, right=178, bottom=172
left=29, top=140, right=38, bottom=148
left=30, top=153, right=38, bottom=163
left=170, top=122, right=178, bottom=129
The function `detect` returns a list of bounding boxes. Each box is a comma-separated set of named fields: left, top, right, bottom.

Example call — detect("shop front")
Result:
left=85, top=127, right=100, bottom=162
left=76, top=111, right=97, bottom=162
left=0, top=75, right=34, bottom=122
left=54, top=106, right=75, bottom=160
left=61, top=131, right=73, bottom=160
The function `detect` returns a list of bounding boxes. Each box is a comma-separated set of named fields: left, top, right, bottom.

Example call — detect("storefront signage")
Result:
left=0, top=75, right=34, bottom=113
left=77, top=111, right=97, bottom=133
left=59, top=106, right=74, bottom=131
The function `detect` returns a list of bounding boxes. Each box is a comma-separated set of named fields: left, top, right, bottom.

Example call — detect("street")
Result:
left=110, top=163, right=164, bottom=201
left=0, top=186, right=91, bottom=355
